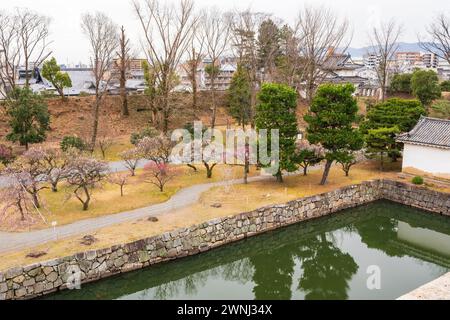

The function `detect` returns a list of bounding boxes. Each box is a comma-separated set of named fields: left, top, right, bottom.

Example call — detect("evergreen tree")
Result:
left=365, top=127, right=401, bottom=171
left=256, top=83, right=298, bottom=183
left=411, top=69, right=441, bottom=107
left=361, top=98, right=425, bottom=161
left=228, top=64, right=252, bottom=126
left=41, top=57, right=72, bottom=101
left=6, top=88, right=50, bottom=150
left=304, top=84, right=364, bottom=185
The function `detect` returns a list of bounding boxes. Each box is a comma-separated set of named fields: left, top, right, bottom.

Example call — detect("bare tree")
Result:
left=137, top=134, right=174, bottom=165
left=116, top=26, right=131, bottom=116
left=5, top=147, right=49, bottom=209
left=15, top=9, right=52, bottom=87
left=97, top=135, right=113, bottom=159
left=108, top=171, right=130, bottom=196
left=133, top=0, right=198, bottom=133
left=183, top=17, right=204, bottom=110
left=200, top=7, right=231, bottom=128
left=66, top=155, right=108, bottom=211
left=0, top=12, right=21, bottom=97
left=119, top=148, right=141, bottom=176
left=144, top=161, right=178, bottom=192
left=295, top=5, right=350, bottom=103
left=368, top=19, right=402, bottom=101
left=0, top=178, right=33, bottom=221
left=81, top=11, right=119, bottom=151
left=42, top=147, right=69, bottom=192
left=420, top=14, right=450, bottom=65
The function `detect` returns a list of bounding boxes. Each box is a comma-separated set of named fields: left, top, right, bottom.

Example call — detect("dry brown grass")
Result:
left=0, top=161, right=404, bottom=272
left=0, top=165, right=257, bottom=232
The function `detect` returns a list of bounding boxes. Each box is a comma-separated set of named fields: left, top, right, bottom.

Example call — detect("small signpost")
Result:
left=52, top=221, right=58, bottom=240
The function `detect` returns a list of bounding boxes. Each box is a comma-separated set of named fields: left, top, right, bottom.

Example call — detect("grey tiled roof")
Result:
left=397, top=116, right=450, bottom=149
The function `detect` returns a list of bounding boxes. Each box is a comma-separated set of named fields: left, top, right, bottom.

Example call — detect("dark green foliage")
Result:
left=361, top=98, right=426, bottom=133
left=304, top=84, right=364, bottom=185
left=41, top=57, right=72, bottom=100
left=412, top=176, right=424, bottom=185
left=440, top=80, right=450, bottom=92
left=255, top=83, right=298, bottom=182
left=6, top=87, right=50, bottom=149
left=130, top=126, right=159, bottom=145
left=411, top=69, right=441, bottom=106
left=205, top=64, right=220, bottom=79
left=390, top=73, right=412, bottom=94
left=258, top=19, right=282, bottom=70
left=60, top=136, right=86, bottom=152
left=361, top=98, right=426, bottom=162
left=227, top=64, right=252, bottom=126
left=335, top=151, right=357, bottom=177
left=365, top=127, right=401, bottom=171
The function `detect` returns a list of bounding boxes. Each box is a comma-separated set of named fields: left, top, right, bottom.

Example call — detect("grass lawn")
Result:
left=0, top=160, right=407, bottom=271
left=1, top=164, right=257, bottom=232
left=92, top=135, right=134, bottom=162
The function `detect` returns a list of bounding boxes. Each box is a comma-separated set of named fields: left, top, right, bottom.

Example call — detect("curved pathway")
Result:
left=0, top=173, right=286, bottom=254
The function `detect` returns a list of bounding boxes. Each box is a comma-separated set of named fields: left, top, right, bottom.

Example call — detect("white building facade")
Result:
left=397, top=117, right=450, bottom=179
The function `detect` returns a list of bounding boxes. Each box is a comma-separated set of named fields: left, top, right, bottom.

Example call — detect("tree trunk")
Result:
left=51, top=182, right=58, bottom=193
left=32, top=192, right=40, bottom=209
left=210, top=78, right=217, bottom=130
left=90, top=96, right=101, bottom=152
left=120, top=185, right=124, bottom=197
left=276, top=170, right=283, bottom=183
left=121, top=87, right=129, bottom=116
left=187, top=164, right=197, bottom=172
left=18, top=201, right=25, bottom=221
left=82, top=186, right=90, bottom=211
left=320, top=160, right=333, bottom=185
left=192, top=68, right=198, bottom=110
left=244, top=138, right=249, bottom=184
left=303, top=165, right=308, bottom=176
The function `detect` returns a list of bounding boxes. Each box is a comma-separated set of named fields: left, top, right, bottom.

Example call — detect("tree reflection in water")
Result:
left=42, top=201, right=450, bottom=301
left=295, top=232, right=358, bottom=300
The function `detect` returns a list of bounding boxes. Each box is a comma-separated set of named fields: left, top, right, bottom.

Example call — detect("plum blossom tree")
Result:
left=5, top=147, right=49, bottom=208
left=66, top=156, right=108, bottom=211
left=137, top=134, right=174, bottom=165
left=119, top=148, right=141, bottom=176
left=144, top=162, right=179, bottom=192
left=42, top=147, right=69, bottom=192
left=0, top=144, right=14, bottom=166
left=108, top=172, right=130, bottom=197
left=0, top=177, right=34, bottom=221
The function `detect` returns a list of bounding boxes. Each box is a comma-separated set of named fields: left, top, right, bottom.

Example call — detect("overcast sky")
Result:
left=3, top=0, right=450, bottom=64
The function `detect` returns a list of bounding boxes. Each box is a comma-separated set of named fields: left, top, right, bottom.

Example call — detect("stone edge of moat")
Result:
left=0, top=179, right=449, bottom=300
left=397, top=272, right=450, bottom=300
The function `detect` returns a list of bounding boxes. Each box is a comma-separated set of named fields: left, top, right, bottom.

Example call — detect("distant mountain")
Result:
left=345, top=42, right=426, bottom=58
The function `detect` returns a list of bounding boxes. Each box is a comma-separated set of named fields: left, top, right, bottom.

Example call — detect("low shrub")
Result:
left=60, top=135, right=86, bottom=152
left=440, top=80, right=450, bottom=92
left=412, top=176, right=424, bottom=185
left=0, top=144, right=14, bottom=165
left=130, top=126, right=158, bottom=145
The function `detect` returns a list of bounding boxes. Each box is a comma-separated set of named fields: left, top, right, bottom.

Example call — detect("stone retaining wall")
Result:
left=0, top=179, right=448, bottom=300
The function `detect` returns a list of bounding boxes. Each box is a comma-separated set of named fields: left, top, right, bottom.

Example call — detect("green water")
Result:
left=45, top=201, right=450, bottom=300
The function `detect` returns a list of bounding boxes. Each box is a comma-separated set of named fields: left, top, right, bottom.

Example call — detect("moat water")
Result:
left=45, top=200, right=450, bottom=300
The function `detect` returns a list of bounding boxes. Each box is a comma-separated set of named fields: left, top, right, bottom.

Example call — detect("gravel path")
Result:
left=0, top=173, right=276, bottom=254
